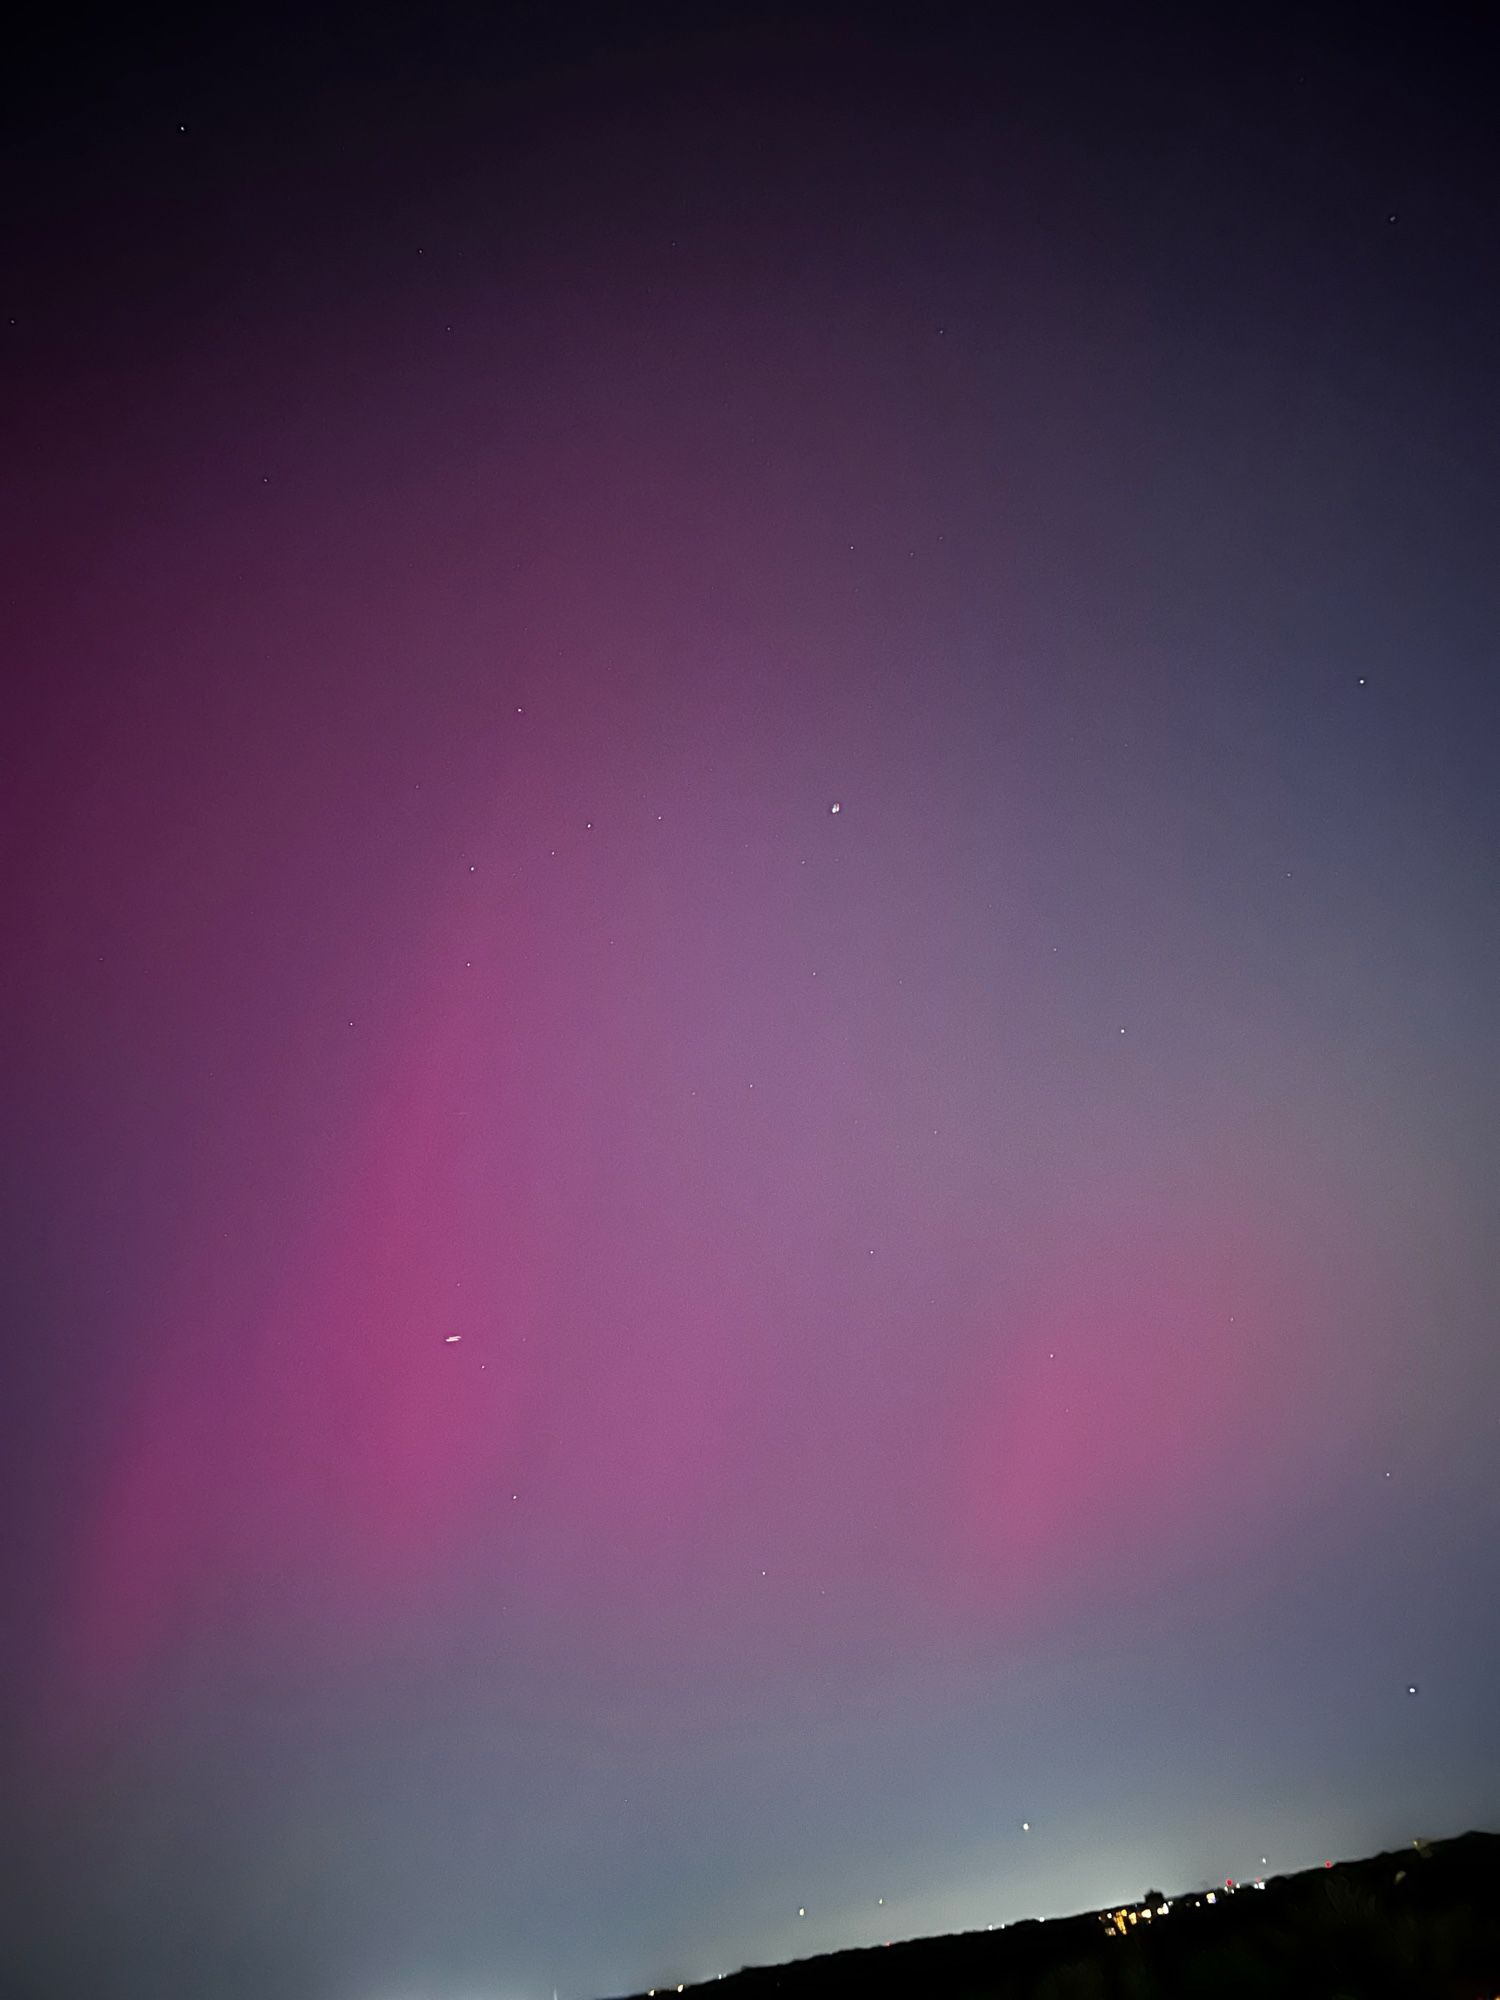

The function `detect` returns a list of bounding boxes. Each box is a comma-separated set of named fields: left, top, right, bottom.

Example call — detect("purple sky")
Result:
left=4, top=9, right=1499, bottom=1997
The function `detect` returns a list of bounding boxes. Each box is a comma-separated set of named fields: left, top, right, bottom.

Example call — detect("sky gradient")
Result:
left=3, top=8, right=1499, bottom=1997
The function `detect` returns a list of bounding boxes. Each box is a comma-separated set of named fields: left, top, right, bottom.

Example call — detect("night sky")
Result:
left=3, top=6, right=1499, bottom=1997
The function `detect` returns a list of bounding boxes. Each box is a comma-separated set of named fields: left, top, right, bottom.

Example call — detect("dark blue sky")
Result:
left=3, top=7, right=1498, bottom=1997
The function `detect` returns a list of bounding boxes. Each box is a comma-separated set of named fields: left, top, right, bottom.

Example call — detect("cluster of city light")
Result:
left=1100, top=1898, right=1172, bottom=1938
left=1102, top=1874, right=1281, bottom=1939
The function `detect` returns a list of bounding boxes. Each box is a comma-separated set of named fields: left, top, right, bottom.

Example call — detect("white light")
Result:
left=830, top=802, right=841, bottom=814
left=445, top=1334, right=462, bottom=1343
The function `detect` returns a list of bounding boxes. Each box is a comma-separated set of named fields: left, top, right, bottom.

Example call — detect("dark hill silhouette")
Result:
left=613, top=1830, right=1500, bottom=2000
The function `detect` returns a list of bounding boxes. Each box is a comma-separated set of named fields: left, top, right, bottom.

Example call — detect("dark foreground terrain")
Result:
left=616, top=1830, right=1500, bottom=2000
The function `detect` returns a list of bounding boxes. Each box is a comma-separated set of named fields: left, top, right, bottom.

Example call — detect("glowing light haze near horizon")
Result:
left=3, top=10, right=1498, bottom=1997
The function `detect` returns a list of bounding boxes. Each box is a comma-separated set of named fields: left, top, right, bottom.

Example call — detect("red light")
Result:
left=1325, top=1861, right=1332, bottom=1869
